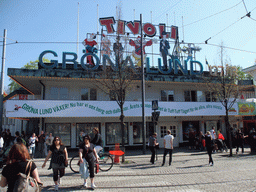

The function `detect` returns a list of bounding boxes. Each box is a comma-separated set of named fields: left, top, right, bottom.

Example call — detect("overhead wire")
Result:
left=183, top=1, right=243, bottom=27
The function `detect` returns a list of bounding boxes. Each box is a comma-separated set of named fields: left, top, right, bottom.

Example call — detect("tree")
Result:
left=236, top=65, right=253, bottom=80
left=8, top=58, right=49, bottom=92
left=204, top=43, right=240, bottom=157
left=93, top=8, right=140, bottom=162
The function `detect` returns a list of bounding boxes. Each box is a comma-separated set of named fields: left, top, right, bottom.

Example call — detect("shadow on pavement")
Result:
left=176, top=164, right=208, bottom=169
left=42, top=185, right=94, bottom=191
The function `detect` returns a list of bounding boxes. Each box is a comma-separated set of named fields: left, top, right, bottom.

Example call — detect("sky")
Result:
left=0, top=0, right=256, bottom=91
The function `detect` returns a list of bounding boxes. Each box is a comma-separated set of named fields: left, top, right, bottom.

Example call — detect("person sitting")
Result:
left=91, top=128, right=103, bottom=154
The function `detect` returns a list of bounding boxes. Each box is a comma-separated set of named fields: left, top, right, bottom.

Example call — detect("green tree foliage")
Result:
left=8, top=58, right=49, bottom=92
left=236, top=65, right=253, bottom=80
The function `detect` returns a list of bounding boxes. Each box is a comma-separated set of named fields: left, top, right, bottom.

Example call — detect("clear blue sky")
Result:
left=1, top=0, right=256, bottom=91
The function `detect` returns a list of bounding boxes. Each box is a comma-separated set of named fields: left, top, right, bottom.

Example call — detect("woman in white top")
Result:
left=29, top=133, right=38, bottom=159
left=0, top=134, right=4, bottom=150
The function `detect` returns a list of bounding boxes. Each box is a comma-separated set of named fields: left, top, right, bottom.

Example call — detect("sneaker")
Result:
left=54, top=185, right=58, bottom=191
left=91, top=183, right=96, bottom=189
left=83, top=182, right=87, bottom=188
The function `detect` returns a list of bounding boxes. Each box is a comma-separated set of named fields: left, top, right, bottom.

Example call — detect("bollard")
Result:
left=114, top=143, right=120, bottom=163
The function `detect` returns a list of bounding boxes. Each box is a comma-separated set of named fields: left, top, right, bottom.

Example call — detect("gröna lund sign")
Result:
left=38, top=50, right=204, bottom=76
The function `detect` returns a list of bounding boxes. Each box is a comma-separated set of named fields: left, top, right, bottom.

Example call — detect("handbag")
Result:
left=13, top=160, right=42, bottom=192
left=95, top=163, right=99, bottom=174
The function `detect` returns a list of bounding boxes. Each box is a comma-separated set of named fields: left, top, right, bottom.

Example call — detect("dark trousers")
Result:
left=38, top=143, right=45, bottom=158
left=162, top=148, right=173, bottom=165
left=87, top=158, right=95, bottom=178
left=236, top=142, right=244, bottom=153
left=149, top=146, right=156, bottom=164
left=53, top=168, right=65, bottom=182
left=207, top=147, right=213, bottom=164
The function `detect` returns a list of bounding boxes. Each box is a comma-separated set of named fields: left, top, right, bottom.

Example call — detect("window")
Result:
left=105, top=122, right=128, bottom=145
left=133, top=122, right=154, bottom=144
left=76, top=123, right=101, bottom=146
left=50, top=87, right=68, bottom=100
left=45, top=123, right=71, bottom=146
left=161, top=90, right=174, bottom=101
left=81, top=88, right=97, bottom=100
left=184, top=90, right=197, bottom=101
left=205, top=91, right=217, bottom=102
left=197, top=91, right=204, bottom=102
left=160, top=126, right=167, bottom=138
left=170, top=126, right=177, bottom=137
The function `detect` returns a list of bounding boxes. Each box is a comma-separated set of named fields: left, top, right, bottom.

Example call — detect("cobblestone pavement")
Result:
left=1, top=147, right=256, bottom=192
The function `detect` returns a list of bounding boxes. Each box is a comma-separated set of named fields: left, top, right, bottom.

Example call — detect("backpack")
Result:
left=13, top=161, right=42, bottom=192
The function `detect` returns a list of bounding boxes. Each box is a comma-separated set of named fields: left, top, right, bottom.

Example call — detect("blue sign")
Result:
left=152, top=100, right=158, bottom=110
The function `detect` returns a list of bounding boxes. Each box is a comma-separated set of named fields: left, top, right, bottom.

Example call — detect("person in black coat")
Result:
left=205, top=131, right=214, bottom=166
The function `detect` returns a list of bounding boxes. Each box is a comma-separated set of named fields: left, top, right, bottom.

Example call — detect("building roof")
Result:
left=242, top=65, right=256, bottom=73
left=3, top=87, right=31, bottom=102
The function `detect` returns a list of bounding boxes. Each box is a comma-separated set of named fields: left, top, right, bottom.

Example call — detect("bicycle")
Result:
left=70, top=150, right=113, bottom=173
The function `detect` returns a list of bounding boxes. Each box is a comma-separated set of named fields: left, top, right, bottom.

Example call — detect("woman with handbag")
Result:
left=42, top=136, right=68, bottom=191
left=79, top=135, right=99, bottom=189
left=0, top=143, right=42, bottom=192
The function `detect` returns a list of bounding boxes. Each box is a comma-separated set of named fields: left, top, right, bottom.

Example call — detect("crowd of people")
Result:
left=0, top=126, right=255, bottom=191
left=148, top=126, right=256, bottom=168
left=0, top=127, right=103, bottom=191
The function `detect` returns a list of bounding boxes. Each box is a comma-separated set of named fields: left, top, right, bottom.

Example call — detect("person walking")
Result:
left=148, top=133, right=159, bottom=164
left=236, top=128, right=248, bottom=154
left=46, top=132, right=54, bottom=152
left=205, top=131, right=214, bottom=166
left=79, top=135, right=99, bottom=189
left=38, top=131, right=46, bottom=158
left=162, top=130, right=174, bottom=166
left=29, top=133, right=38, bottom=159
left=42, top=136, right=68, bottom=191
left=0, top=143, right=42, bottom=192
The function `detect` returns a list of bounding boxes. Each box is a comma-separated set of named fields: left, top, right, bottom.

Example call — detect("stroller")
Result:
left=215, top=139, right=228, bottom=152
left=0, top=145, right=12, bottom=168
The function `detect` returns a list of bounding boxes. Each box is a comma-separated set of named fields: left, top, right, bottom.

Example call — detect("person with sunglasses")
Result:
left=42, top=136, right=68, bottom=191
left=79, top=135, right=99, bottom=189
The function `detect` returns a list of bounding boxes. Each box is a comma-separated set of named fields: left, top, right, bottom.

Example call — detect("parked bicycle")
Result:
left=70, top=149, right=113, bottom=173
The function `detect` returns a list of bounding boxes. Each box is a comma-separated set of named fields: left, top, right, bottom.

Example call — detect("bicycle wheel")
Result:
left=70, top=155, right=80, bottom=173
left=98, top=154, right=113, bottom=171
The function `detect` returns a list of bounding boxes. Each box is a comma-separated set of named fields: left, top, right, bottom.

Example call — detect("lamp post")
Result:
left=0, top=29, right=7, bottom=132
left=140, top=14, right=146, bottom=154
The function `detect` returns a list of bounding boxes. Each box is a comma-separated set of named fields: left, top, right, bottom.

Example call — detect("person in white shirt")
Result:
left=210, top=127, right=216, bottom=140
left=162, top=130, right=174, bottom=166
left=0, top=134, right=4, bottom=150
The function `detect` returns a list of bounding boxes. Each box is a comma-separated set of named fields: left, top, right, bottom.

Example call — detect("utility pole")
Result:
left=140, top=14, right=146, bottom=154
left=0, top=29, right=7, bottom=132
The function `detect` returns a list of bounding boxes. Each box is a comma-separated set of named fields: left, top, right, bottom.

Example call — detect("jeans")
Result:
left=162, top=148, right=173, bottom=165
left=30, top=146, right=35, bottom=158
